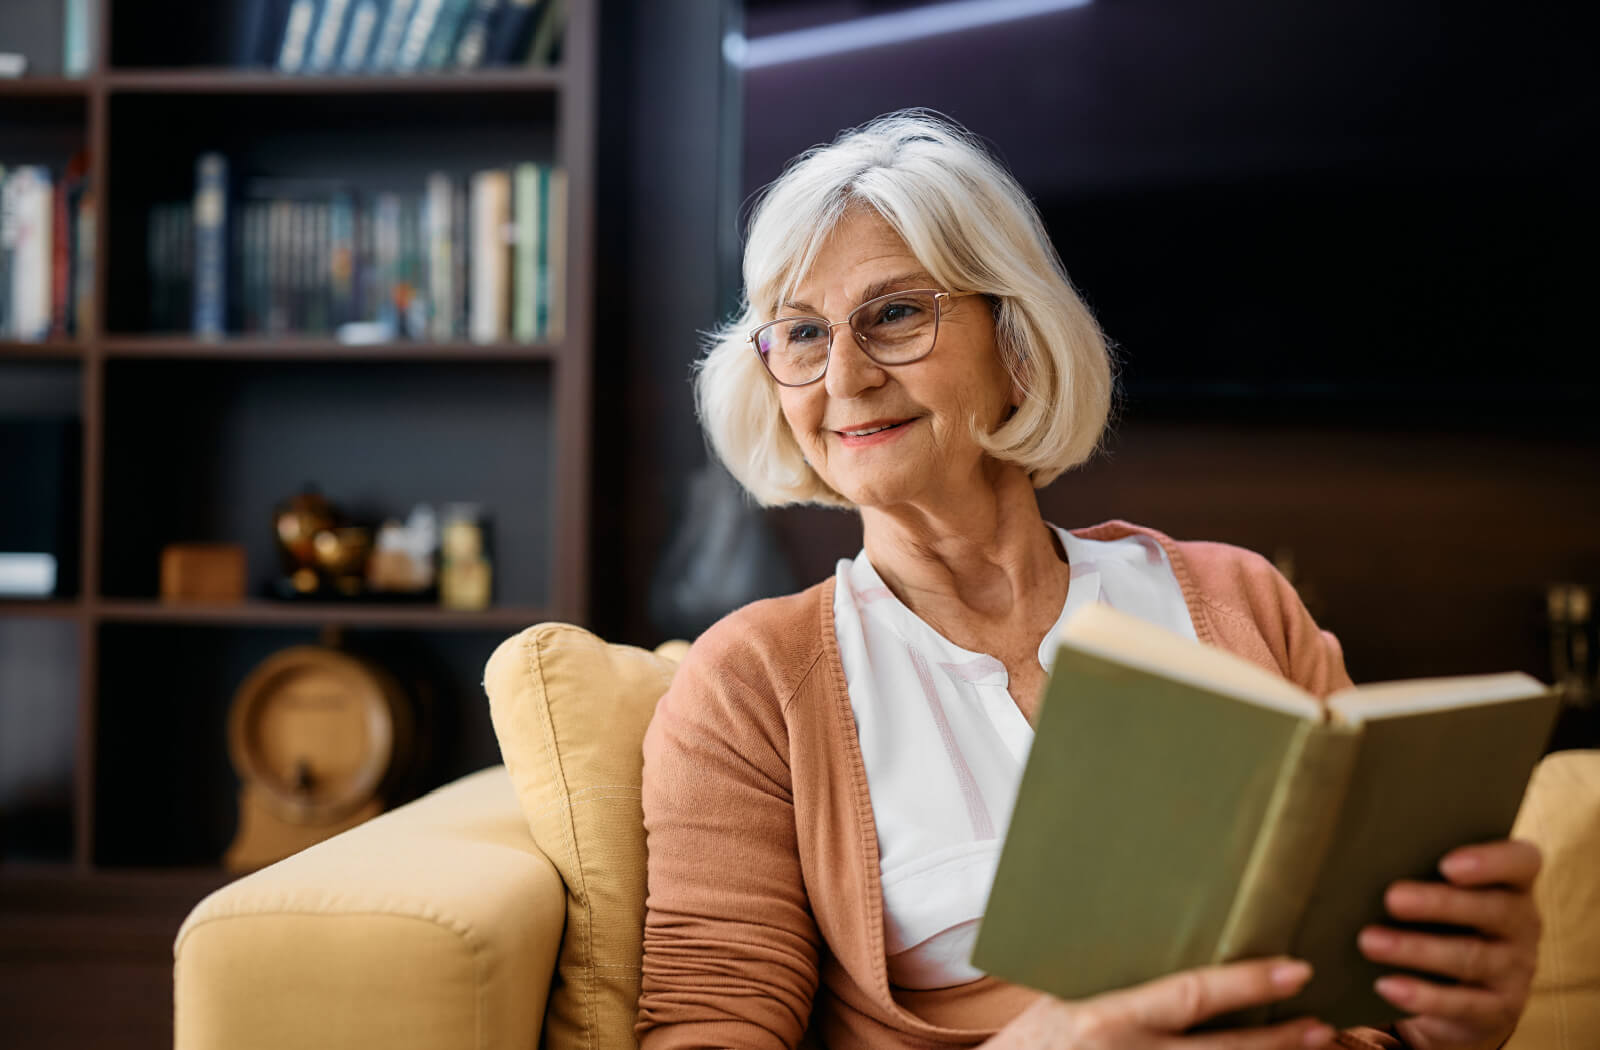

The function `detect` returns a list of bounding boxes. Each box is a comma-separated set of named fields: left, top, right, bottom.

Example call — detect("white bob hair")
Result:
left=696, top=109, right=1115, bottom=508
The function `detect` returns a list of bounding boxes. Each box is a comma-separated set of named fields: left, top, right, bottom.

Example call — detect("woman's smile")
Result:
left=833, top=417, right=919, bottom=448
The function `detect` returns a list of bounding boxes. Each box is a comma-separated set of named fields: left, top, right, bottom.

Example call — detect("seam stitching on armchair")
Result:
left=523, top=628, right=599, bottom=1050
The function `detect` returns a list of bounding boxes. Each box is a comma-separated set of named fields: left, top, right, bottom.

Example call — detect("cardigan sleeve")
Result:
left=636, top=617, right=822, bottom=1050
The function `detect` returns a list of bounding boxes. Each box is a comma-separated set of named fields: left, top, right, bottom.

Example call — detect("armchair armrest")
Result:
left=175, top=766, right=563, bottom=1050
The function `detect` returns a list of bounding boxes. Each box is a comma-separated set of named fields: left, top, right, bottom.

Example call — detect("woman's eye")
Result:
left=788, top=322, right=824, bottom=343
left=875, top=302, right=919, bottom=325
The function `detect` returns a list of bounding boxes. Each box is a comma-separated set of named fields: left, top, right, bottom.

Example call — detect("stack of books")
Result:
left=0, top=156, right=94, bottom=343
left=235, top=0, right=566, bottom=74
left=149, top=153, right=566, bottom=344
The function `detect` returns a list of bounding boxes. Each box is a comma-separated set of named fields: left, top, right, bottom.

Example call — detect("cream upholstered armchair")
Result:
left=173, top=622, right=1600, bottom=1050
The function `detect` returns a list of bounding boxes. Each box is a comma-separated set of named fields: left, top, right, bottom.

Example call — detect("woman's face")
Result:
left=775, top=209, right=1017, bottom=511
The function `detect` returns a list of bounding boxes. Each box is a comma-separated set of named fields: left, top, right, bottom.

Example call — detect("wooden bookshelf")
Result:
left=0, top=0, right=599, bottom=889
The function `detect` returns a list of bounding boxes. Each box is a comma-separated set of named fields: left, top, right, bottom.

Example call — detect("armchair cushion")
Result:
left=173, top=766, right=564, bottom=1050
left=484, top=624, right=682, bottom=1050
left=1505, top=748, right=1600, bottom=1050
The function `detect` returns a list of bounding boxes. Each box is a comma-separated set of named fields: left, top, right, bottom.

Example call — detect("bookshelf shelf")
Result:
left=94, top=599, right=549, bottom=630
left=102, top=68, right=564, bottom=95
left=0, top=599, right=82, bottom=619
left=0, top=77, right=91, bottom=98
left=0, top=340, right=88, bottom=359
left=101, top=335, right=565, bottom=361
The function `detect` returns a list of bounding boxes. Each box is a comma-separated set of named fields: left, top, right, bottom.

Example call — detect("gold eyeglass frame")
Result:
left=749, top=289, right=983, bottom=387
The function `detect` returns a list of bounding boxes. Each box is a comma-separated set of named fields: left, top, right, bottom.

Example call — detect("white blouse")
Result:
left=832, top=525, right=1197, bottom=990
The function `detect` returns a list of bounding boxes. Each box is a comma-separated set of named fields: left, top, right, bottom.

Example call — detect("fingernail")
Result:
left=1376, top=976, right=1413, bottom=1004
left=1359, top=927, right=1396, bottom=951
left=1272, top=960, right=1313, bottom=989
left=1303, top=1025, right=1334, bottom=1048
left=1441, top=853, right=1479, bottom=879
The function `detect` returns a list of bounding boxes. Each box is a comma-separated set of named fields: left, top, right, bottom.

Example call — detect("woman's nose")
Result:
left=824, top=328, right=887, bottom=399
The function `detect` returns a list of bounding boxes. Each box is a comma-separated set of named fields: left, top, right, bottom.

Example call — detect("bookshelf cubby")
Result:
left=0, top=0, right=597, bottom=876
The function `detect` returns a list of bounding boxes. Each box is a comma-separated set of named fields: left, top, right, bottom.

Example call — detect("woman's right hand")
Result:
left=986, top=958, right=1335, bottom=1049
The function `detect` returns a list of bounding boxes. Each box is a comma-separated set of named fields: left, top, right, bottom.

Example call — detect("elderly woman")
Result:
left=637, top=111, right=1541, bottom=1050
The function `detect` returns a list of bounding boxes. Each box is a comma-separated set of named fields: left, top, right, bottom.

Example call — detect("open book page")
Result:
left=1327, top=672, right=1549, bottom=726
left=1059, top=603, right=1323, bottom=720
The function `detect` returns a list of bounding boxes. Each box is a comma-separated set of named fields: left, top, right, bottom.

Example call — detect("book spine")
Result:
left=338, top=0, right=384, bottom=71
left=73, top=190, right=94, bottom=337
left=469, top=169, right=510, bottom=343
left=13, top=168, right=53, bottom=342
left=1213, top=722, right=1361, bottom=968
left=421, top=0, right=472, bottom=70
left=51, top=174, right=70, bottom=338
left=306, top=0, right=354, bottom=73
left=451, top=0, right=501, bottom=68
left=544, top=166, right=566, bottom=343
left=64, top=0, right=94, bottom=77
left=425, top=173, right=453, bottom=341
left=512, top=162, right=537, bottom=342
left=395, top=0, right=445, bottom=72
left=276, top=0, right=320, bottom=73
left=451, top=180, right=469, bottom=339
left=487, top=0, right=540, bottom=65
left=192, top=154, right=229, bottom=337
left=367, top=0, right=415, bottom=71
left=524, top=0, right=564, bottom=66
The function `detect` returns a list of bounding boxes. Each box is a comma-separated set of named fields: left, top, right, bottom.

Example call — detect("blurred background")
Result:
left=0, top=0, right=1596, bottom=1045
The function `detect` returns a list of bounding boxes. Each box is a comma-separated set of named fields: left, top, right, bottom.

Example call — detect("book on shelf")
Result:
left=970, top=601, right=1560, bottom=1031
left=0, top=161, right=92, bottom=343
left=143, top=158, right=562, bottom=343
left=244, top=0, right=559, bottom=72
left=192, top=153, right=230, bottom=337
left=63, top=0, right=95, bottom=77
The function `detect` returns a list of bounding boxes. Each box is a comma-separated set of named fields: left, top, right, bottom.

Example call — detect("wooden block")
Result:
left=160, top=543, right=247, bottom=603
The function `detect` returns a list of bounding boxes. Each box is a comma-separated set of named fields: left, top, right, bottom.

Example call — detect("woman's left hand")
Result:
left=1357, top=839, right=1542, bottom=1050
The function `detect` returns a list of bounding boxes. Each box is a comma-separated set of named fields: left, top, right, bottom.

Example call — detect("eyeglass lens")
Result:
left=756, top=290, right=939, bottom=385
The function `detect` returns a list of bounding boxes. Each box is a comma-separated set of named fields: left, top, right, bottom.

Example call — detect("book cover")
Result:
left=192, top=153, right=229, bottom=337
left=231, top=0, right=292, bottom=68
left=970, top=603, right=1560, bottom=1030
left=524, top=0, right=563, bottom=66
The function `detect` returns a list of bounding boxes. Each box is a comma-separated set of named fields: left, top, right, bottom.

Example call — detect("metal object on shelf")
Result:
left=1548, top=582, right=1596, bottom=709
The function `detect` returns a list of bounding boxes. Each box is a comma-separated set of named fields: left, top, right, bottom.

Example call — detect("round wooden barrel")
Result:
left=228, top=646, right=412, bottom=825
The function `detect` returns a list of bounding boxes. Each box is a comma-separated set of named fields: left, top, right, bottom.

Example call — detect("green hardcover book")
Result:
left=970, top=602, right=1559, bottom=1031
left=512, top=162, right=539, bottom=343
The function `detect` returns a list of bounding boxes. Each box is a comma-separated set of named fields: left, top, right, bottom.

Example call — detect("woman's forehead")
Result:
left=782, top=211, right=927, bottom=309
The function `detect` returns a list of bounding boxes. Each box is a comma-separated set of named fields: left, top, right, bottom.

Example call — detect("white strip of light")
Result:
left=725, top=0, right=1094, bottom=70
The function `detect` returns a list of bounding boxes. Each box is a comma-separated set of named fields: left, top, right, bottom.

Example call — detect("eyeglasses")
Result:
left=749, top=289, right=982, bottom=387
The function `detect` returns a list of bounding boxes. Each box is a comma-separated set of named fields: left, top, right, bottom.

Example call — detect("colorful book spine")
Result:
left=73, top=188, right=94, bottom=337
left=367, top=0, right=415, bottom=71
left=192, top=153, right=229, bottom=337
left=486, top=0, right=541, bottom=65
left=420, top=0, right=473, bottom=70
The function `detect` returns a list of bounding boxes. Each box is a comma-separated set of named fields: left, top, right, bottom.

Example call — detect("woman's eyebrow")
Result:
left=782, top=271, right=935, bottom=314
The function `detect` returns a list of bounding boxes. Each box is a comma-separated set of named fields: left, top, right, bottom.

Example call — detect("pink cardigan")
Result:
left=638, top=521, right=1398, bottom=1050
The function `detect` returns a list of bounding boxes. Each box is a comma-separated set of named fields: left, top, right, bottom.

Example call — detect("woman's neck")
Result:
left=859, top=465, right=1067, bottom=627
